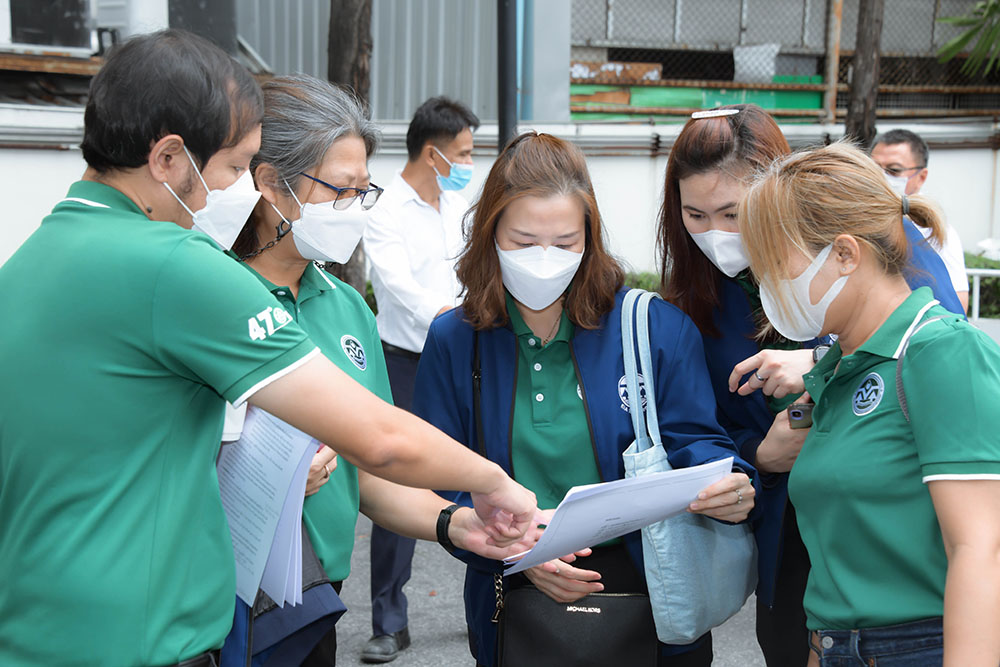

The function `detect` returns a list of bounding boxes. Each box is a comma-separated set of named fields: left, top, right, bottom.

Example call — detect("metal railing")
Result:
left=967, top=268, right=1000, bottom=321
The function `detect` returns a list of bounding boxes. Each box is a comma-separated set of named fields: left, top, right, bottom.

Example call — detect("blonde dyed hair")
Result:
left=739, top=141, right=944, bottom=323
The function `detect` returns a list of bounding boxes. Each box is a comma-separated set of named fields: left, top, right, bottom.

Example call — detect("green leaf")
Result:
left=938, top=23, right=984, bottom=62
left=939, top=16, right=987, bottom=26
left=967, top=18, right=1000, bottom=74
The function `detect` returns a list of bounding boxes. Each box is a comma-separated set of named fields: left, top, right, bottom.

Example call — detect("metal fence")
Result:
left=570, top=0, right=999, bottom=122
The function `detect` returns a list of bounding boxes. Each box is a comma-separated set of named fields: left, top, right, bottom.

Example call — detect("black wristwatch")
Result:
left=812, top=345, right=831, bottom=363
left=436, top=504, right=462, bottom=555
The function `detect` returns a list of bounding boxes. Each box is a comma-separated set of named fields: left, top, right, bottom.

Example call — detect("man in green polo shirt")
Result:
left=0, top=30, right=536, bottom=667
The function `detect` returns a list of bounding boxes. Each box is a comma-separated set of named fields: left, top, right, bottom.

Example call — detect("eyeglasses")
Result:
left=299, top=172, right=384, bottom=210
left=881, top=165, right=925, bottom=178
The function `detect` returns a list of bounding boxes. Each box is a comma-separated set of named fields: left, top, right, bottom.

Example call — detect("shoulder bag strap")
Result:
left=473, top=330, right=487, bottom=457
left=895, top=314, right=950, bottom=423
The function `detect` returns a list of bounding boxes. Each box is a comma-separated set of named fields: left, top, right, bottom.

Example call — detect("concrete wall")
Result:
left=2, top=112, right=998, bottom=276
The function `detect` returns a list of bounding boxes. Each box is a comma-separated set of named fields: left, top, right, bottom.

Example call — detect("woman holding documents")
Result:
left=739, top=142, right=1000, bottom=666
left=228, top=75, right=538, bottom=665
left=655, top=105, right=968, bottom=667
left=655, top=105, right=817, bottom=666
left=412, top=132, right=757, bottom=666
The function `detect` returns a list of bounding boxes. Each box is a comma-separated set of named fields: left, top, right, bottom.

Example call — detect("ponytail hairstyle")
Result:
left=740, top=141, right=944, bottom=325
left=657, top=104, right=790, bottom=336
left=232, top=74, right=379, bottom=258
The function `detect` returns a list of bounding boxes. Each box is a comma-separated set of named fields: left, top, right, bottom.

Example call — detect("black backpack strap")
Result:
left=895, top=315, right=950, bottom=423
left=473, top=330, right=486, bottom=457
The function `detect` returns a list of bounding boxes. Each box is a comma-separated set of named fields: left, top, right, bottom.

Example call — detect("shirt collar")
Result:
left=392, top=169, right=455, bottom=212
left=803, top=287, right=941, bottom=402
left=239, top=261, right=337, bottom=302
left=61, top=180, right=147, bottom=217
left=854, top=287, right=940, bottom=360
left=505, top=291, right=573, bottom=343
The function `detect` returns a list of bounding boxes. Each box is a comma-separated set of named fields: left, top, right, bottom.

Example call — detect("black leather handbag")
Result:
left=497, top=580, right=658, bottom=666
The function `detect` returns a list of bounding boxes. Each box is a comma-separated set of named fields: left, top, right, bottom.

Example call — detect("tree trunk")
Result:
left=325, top=0, right=373, bottom=296
left=844, top=0, right=885, bottom=150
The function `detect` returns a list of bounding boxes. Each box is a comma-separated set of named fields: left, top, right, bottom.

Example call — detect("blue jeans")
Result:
left=809, top=617, right=942, bottom=666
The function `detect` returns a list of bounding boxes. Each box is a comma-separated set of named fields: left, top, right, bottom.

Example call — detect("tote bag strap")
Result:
left=635, top=291, right=663, bottom=451
left=895, top=313, right=950, bottom=423
left=621, top=289, right=662, bottom=453
left=622, top=289, right=646, bottom=445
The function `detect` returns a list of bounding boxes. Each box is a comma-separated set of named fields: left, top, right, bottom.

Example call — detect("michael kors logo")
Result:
left=565, top=606, right=601, bottom=614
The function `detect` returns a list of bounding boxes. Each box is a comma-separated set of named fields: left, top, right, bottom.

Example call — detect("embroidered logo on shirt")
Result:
left=852, top=372, right=884, bottom=416
left=341, top=335, right=367, bottom=371
left=247, top=306, right=293, bottom=341
left=618, top=374, right=646, bottom=413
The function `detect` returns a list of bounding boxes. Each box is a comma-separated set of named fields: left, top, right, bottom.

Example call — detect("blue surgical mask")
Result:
left=432, top=146, right=473, bottom=191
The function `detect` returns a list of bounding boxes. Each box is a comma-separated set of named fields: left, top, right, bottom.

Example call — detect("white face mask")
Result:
left=163, top=146, right=261, bottom=249
left=759, top=244, right=847, bottom=342
left=688, top=229, right=750, bottom=277
left=496, top=242, right=584, bottom=311
left=884, top=172, right=909, bottom=197
left=276, top=180, right=369, bottom=264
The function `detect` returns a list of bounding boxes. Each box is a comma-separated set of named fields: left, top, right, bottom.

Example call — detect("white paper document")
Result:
left=503, top=457, right=733, bottom=575
left=217, top=407, right=317, bottom=606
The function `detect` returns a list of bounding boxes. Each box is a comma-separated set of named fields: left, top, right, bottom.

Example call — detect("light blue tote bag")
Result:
left=620, top=289, right=757, bottom=645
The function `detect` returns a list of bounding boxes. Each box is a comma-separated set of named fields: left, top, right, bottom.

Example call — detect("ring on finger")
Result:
left=324, top=463, right=332, bottom=477
left=736, top=487, right=744, bottom=504
left=754, top=370, right=767, bottom=383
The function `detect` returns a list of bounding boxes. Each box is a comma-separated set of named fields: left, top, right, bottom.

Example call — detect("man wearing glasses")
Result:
left=872, top=129, right=970, bottom=312
left=361, top=96, right=479, bottom=663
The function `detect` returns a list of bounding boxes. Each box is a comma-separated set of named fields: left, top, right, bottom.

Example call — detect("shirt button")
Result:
left=535, top=393, right=544, bottom=402
left=533, top=363, right=542, bottom=372
left=528, top=338, right=537, bottom=347
left=276, top=290, right=286, bottom=296
left=821, top=636, right=834, bottom=649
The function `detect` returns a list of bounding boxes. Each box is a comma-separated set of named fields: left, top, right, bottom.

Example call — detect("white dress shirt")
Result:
left=364, top=170, right=468, bottom=353
left=919, top=222, right=969, bottom=292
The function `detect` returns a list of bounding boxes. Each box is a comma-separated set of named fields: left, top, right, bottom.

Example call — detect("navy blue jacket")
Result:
left=903, top=218, right=965, bottom=317
left=413, top=288, right=757, bottom=666
left=706, top=221, right=963, bottom=608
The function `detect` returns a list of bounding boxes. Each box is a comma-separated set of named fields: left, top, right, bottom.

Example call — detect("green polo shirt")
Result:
left=240, top=261, right=393, bottom=582
left=788, top=287, right=1000, bottom=630
left=0, top=181, right=316, bottom=666
left=507, top=294, right=600, bottom=510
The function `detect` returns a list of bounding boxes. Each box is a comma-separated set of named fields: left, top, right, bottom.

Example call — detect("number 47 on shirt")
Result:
left=248, top=306, right=293, bottom=341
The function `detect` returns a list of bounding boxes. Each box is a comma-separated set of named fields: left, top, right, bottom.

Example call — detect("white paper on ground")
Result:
left=217, top=407, right=318, bottom=605
left=503, top=457, right=733, bottom=575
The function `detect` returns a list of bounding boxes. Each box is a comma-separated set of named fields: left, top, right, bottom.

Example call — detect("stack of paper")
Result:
left=217, top=407, right=318, bottom=606
left=504, top=457, right=732, bottom=574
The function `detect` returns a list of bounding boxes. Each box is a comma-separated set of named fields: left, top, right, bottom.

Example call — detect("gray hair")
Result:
left=252, top=73, right=380, bottom=196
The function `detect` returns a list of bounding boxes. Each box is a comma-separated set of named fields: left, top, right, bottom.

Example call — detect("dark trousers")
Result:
left=756, top=503, right=811, bottom=667
left=369, top=344, right=420, bottom=636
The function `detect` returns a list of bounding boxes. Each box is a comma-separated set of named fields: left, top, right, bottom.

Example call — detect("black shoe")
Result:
left=361, top=627, right=411, bottom=664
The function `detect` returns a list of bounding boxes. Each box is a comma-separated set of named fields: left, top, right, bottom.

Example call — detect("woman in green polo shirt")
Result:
left=739, top=142, right=1000, bottom=665
left=412, top=132, right=758, bottom=666
left=226, top=74, right=534, bottom=666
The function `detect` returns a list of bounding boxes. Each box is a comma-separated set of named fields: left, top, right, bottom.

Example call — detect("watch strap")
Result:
left=436, top=503, right=462, bottom=555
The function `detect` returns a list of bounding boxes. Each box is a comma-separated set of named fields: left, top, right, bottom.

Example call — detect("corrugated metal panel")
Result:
left=236, top=0, right=329, bottom=78
left=371, top=0, right=497, bottom=121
